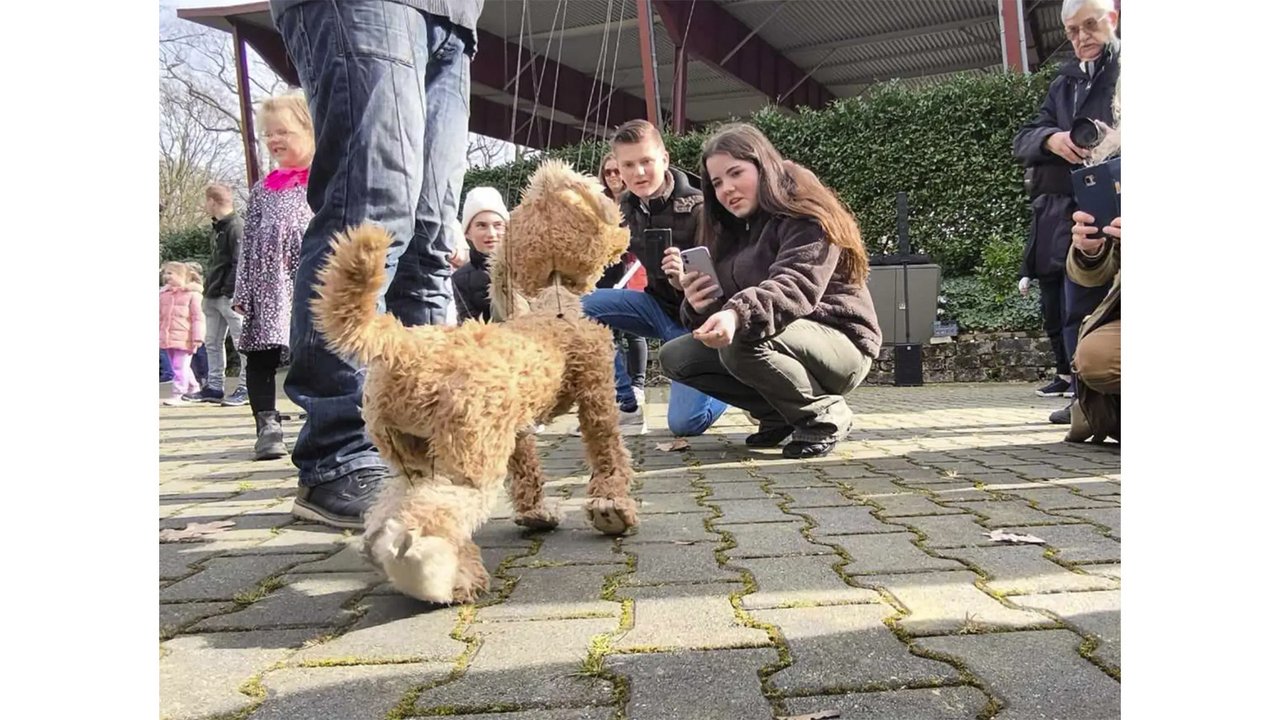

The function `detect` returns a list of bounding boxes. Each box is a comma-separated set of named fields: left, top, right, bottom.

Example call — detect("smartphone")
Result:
left=1071, top=157, right=1121, bottom=239
left=680, top=246, right=723, bottom=300
left=640, top=228, right=673, bottom=272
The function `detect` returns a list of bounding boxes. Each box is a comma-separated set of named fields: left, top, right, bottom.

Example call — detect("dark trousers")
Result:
left=1038, top=274, right=1071, bottom=376
left=245, top=348, right=284, bottom=416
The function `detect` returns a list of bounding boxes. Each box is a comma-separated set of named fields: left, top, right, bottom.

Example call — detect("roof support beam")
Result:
left=471, top=28, right=652, bottom=139
left=651, top=0, right=835, bottom=112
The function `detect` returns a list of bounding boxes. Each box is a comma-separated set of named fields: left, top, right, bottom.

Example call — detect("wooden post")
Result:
left=232, top=25, right=261, bottom=187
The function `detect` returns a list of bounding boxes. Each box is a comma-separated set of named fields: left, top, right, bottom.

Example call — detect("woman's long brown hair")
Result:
left=697, top=123, right=869, bottom=284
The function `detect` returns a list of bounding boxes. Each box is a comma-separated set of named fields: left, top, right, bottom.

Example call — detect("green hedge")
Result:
left=464, top=67, right=1057, bottom=332
left=160, top=225, right=214, bottom=272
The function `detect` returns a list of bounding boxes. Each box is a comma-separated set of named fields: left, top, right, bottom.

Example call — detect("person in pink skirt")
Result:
left=159, top=261, right=205, bottom=406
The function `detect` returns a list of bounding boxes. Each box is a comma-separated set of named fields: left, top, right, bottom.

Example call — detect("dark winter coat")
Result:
left=1013, top=45, right=1120, bottom=280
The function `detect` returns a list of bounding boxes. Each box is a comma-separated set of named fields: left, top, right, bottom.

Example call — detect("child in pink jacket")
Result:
left=159, top=261, right=205, bottom=406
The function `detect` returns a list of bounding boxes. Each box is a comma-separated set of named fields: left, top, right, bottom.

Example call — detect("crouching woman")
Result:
left=658, top=123, right=882, bottom=459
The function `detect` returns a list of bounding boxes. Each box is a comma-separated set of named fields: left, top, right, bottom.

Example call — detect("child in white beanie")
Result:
left=451, top=186, right=510, bottom=322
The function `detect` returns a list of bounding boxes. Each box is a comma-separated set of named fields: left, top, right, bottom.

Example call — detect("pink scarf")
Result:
left=264, top=166, right=310, bottom=191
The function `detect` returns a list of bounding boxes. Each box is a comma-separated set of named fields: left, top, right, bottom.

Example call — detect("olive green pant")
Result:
left=659, top=319, right=872, bottom=443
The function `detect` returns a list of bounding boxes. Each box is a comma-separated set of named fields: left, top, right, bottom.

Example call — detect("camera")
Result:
left=1069, top=118, right=1109, bottom=150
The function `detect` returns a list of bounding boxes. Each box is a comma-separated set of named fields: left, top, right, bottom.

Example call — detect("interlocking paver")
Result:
left=754, top=604, right=962, bottom=693
left=939, top=546, right=1119, bottom=595
left=1013, top=590, right=1121, bottom=668
left=193, top=571, right=380, bottom=630
left=610, top=649, right=777, bottom=720
left=617, top=582, right=770, bottom=651
left=915, top=630, right=1119, bottom=718
left=863, top=492, right=966, bottom=517
left=160, top=630, right=320, bottom=720
left=860, top=570, right=1057, bottom=635
left=159, top=553, right=325, bottom=602
left=719, top=521, right=832, bottom=559
left=626, top=540, right=740, bottom=585
left=999, top=524, right=1121, bottom=564
left=292, top=594, right=464, bottom=664
left=250, top=663, right=451, bottom=720
left=710, top=497, right=795, bottom=524
left=416, top=618, right=616, bottom=710
left=479, top=564, right=622, bottom=621
left=781, top=687, right=990, bottom=718
left=735, top=555, right=881, bottom=609
left=827, top=532, right=966, bottom=575
left=799, top=506, right=904, bottom=535
left=161, top=384, right=1120, bottom=718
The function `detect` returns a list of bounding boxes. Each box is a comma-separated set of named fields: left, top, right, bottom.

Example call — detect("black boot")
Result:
left=253, top=410, right=287, bottom=461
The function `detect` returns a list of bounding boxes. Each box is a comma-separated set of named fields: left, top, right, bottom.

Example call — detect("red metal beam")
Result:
left=651, top=0, right=835, bottom=112
left=998, top=0, right=1028, bottom=74
left=231, top=25, right=262, bottom=187
left=634, top=0, right=662, bottom=128
left=472, top=28, right=651, bottom=138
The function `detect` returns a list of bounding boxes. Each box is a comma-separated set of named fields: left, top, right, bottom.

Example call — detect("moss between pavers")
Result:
left=687, top=469, right=796, bottom=718
left=385, top=539, right=545, bottom=719
left=569, top=540, right=637, bottom=720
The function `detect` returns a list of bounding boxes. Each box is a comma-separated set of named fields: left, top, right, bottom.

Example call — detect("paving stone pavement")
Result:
left=159, top=381, right=1119, bottom=719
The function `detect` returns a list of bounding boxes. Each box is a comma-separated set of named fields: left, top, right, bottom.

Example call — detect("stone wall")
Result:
left=638, top=332, right=1056, bottom=387
left=865, top=332, right=1056, bottom=385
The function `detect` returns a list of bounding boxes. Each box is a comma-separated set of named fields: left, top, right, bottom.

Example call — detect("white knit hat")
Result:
left=460, top=186, right=510, bottom=234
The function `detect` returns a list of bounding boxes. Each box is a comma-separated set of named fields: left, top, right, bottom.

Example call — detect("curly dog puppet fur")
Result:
left=310, top=160, right=639, bottom=604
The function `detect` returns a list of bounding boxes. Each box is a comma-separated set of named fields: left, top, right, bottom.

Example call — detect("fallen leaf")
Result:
left=986, top=528, right=1045, bottom=545
left=160, top=520, right=236, bottom=542
left=777, top=711, right=840, bottom=720
left=655, top=438, right=690, bottom=452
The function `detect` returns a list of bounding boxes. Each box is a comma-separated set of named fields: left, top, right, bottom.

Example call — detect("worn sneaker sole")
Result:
left=254, top=445, right=287, bottom=461
left=291, top=497, right=366, bottom=530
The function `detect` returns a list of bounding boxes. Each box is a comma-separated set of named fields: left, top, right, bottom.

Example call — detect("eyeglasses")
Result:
left=1065, top=15, right=1105, bottom=39
left=603, top=168, right=620, bottom=176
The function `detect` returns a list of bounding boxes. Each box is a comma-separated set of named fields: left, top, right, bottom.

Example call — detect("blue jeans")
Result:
left=277, top=1, right=472, bottom=486
left=583, top=289, right=728, bottom=436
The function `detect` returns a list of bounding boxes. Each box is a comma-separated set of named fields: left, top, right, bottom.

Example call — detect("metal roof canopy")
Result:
left=176, top=0, right=1081, bottom=177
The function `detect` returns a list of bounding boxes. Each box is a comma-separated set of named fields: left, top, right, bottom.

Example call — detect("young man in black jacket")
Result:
left=581, top=120, right=728, bottom=437
left=1012, top=0, right=1119, bottom=424
left=185, top=183, right=249, bottom=406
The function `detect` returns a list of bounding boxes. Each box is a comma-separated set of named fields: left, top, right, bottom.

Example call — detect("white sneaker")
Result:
left=619, top=406, right=648, bottom=435
left=162, top=395, right=186, bottom=407
left=631, top=386, right=646, bottom=408
left=570, top=407, right=648, bottom=436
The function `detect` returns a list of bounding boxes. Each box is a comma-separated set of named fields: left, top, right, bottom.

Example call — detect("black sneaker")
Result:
left=746, top=425, right=793, bottom=448
left=183, top=386, right=225, bottom=403
left=291, top=468, right=388, bottom=529
left=782, top=439, right=836, bottom=459
left=1049, top=405, right=1072, bottom=425
left=220, top=386, right=249, bottom=407
left=1035, top=377, right=1071, bottom=397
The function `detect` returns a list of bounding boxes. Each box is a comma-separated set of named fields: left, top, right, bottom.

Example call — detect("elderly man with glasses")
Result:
left=1012, top=0, right=1120, bottom=426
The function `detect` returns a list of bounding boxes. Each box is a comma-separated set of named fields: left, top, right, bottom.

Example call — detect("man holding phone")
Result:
left=581, top=120, right=728, bottom=437
left=1012, top=0, right=1119, bottom=425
